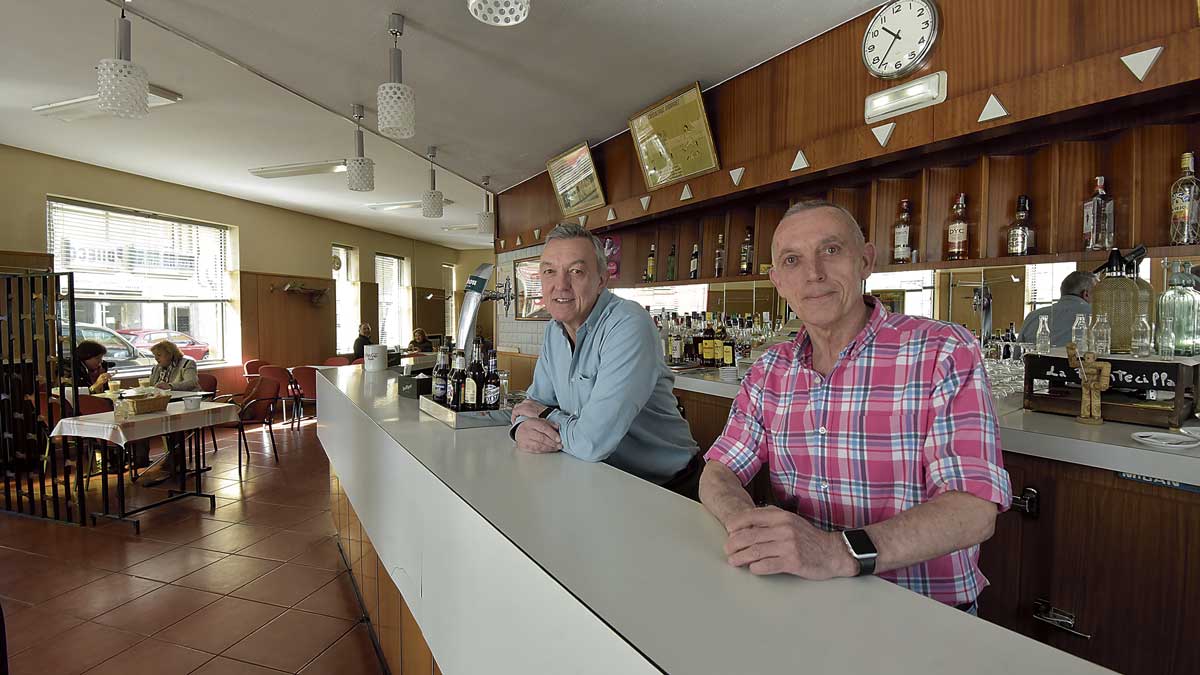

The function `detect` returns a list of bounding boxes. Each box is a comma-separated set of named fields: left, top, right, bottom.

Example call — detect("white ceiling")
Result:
left=0, top=0, right=879, bottom=249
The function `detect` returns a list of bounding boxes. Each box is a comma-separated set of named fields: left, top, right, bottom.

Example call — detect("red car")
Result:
left=116, top=329, right=210, bottom=360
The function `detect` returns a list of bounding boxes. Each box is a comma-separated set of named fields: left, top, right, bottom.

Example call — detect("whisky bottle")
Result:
left=945, top=192, right=968, bottom=261
left=1083, top=176, right=1114, bottom=251
left=666, top=244, right=677, bottom=281
left=714, top=234, right=726, bottom=277
left=689, top=244, right=700, bottom=279
left=645, top=243, right=656, bottom=282
left=431, top=346, right=450, bottom=404
left=892, top=199, right=912, bottom=264
left=722, top=317, right=736, bottom=366
left=702, top=314, right=716, bottom=366
left=738, top=226, right=754, bottom=275
left=1007, top=195, right=1034, bottom=256
left=1170, top=152, right=1200, bottom=245
left=483, top=350, right=501, bottom=410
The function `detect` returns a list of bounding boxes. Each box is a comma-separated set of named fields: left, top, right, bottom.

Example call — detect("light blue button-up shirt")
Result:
left=513, top=289, right=699, bottom=485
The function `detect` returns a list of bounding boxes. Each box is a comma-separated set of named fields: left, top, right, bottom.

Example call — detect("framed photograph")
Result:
left=601, top=234, right=621, bottom=280
left=628, top=82, right=720, bottom=191
left=514, top=255, right=550, bottom=321
left=546, top=142, right=607, bottom=218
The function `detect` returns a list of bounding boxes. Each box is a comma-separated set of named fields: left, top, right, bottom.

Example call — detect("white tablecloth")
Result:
left=59, top=388, right=213, bottom=408
left=49, top=401, right=238, bottom=447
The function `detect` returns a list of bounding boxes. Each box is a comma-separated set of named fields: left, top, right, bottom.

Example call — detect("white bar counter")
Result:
left=317, top=366, right=1106, bottom=675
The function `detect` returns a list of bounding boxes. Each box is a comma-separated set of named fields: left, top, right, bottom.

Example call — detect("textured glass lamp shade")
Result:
left=477, top=210, right=495, bottom=235
left=97, top=58, right=149, bottom=118
left=377, top=82, right=415, bottom=139
left=422, top=190, right=444, bottom=218
left=469, top=0, right=530, bottom=26
left=346, top=157, right=375, bottom=192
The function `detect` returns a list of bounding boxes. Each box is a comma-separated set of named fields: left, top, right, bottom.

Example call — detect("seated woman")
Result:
left=73, top=340, right=112, bottom=393
left=149, top=340, right=200, bottom=391
left=407, top=328, right=435, bottom=353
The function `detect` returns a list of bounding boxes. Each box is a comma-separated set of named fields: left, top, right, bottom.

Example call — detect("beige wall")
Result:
left=0, top=144, right=460, bottom=284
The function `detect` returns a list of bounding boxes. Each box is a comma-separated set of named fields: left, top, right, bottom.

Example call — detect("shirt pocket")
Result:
left=572, top=370, right=598, bottom=409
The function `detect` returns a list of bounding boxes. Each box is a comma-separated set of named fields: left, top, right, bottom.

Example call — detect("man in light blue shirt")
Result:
left=510, top=223, right=701, bottom=497
left=1017, top=271, right=1096, bottom=346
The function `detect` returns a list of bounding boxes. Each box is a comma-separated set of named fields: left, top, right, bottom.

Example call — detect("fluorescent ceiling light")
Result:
left=32, top=84, right=182, bottom=122
left=441, top=225, right=477, bottom=232
left=366, top=199, right=457, bottom=212
left=864, top=71, right=947, bottom=124
left=249, top=160, right=347, bottom=179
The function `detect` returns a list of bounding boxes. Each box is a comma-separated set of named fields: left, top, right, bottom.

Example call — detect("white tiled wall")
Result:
left=494, top=244, right=546, bottom=356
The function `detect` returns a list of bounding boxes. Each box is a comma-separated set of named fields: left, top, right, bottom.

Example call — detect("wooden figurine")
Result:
left=1067, top=342, right=1111, bottom=425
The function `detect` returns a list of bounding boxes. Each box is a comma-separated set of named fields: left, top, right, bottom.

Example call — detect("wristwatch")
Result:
left=841, top=528, right=878, bottom=576
left=537, top=406, right=557, bottom=419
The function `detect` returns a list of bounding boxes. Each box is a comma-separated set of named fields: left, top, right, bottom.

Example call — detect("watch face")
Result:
left=862, top=0, right=940, bottom=80
left=844, top=529, right=878, bottom=557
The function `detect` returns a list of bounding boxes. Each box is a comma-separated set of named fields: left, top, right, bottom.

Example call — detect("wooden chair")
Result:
left=214, top=377, right=281, bottom=471
left=323, top=356, right=350, bottom=366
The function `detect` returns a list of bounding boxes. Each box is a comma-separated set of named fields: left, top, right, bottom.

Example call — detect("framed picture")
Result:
left=628, top=82, right=720, bottom=191
left=601, top=234, right=621, bottom=280
left=546, top=142, right=607, bottom=218
left=514, top=255, right=550, bottom=321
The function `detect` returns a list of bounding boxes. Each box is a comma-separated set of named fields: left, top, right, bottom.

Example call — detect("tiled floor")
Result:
left=1, top=421, right=384, bottom=675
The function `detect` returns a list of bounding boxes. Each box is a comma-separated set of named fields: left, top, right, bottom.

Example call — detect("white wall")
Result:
left=494, top=244, right=546, bottom=355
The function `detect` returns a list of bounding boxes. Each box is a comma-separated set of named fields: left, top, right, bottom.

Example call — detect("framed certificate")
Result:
left=514, top=256, right=550, bottom=321
left=628, top=83, right=720, bottom=191
left=546, top=142, right=607, bottom=219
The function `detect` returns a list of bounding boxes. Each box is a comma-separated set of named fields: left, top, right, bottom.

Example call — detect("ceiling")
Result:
left=0, top=0, right=879, bottom=249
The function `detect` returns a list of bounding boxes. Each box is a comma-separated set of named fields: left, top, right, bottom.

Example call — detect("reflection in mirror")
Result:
left=865, top=270, right=934, bottom=318
left=613, top=281, right=790, bottom=325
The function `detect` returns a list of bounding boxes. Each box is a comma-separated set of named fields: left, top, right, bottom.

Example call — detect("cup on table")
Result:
left=138, top=378, right=151, bottom=388
left=107, top=381, right=121, bottom=393
left=183, top=396, right=201, bottom=411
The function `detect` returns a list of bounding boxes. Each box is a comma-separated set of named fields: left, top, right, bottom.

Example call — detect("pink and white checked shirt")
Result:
left=705, top=297, right=1011, bottom=606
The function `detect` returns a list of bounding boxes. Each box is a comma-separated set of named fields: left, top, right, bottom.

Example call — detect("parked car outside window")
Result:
left=116, top=328, right=210, bottom=360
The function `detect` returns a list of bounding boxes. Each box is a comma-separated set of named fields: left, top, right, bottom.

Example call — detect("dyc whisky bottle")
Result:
left=945, top=192, right=968, bottom=261
left=1007, top=195, right=1034, bottom=256
left=892, top=199, right=912, bottom=264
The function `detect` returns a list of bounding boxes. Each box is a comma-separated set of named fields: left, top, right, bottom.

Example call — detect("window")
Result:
left=332, top=244, right=360, bottom=354
left=46, top=198, right=232, bottom=372
left=375, top=253, right=412, bottom=349
left=442, top=263, right=457, bottom=342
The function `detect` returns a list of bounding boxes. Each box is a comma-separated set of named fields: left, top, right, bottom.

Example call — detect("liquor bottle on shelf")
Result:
left=714, top=234, right=726, bottom=277
left=702, top=314, right=716, bottom=366
left=1082, top=176, right=1114, bottom=251
left=431, top=346, right=450, bottom=404
left=483, top=350, right=502, bottom=411
left=447, top=350, right=467, bottom=411
left=945, top=192, right=969, bottom=261
left=645, top=243, right=656, bottom=282
left=689, top=243, right=700, bottom=279
left=738, top=226, right=754, bottom=275
left=1090, top=248, right=1137, bottom=353
left=1007, top=195, right=1035, bottom=256
left=1170, top=152, right=1200, bottom=246
left=722, top=320, right=736, bottom=367
left=666, top=244, right=677, bottom=282
left=892, top=199, right=913, bottom=264
left=684, top=315, right=697, bottom=363
left=669, top=315, right=684, bottom=366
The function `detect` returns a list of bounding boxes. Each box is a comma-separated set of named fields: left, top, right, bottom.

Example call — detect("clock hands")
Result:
left=880, top=33, right=899, bottom=64
left=881, top=25, right=902, bottom=40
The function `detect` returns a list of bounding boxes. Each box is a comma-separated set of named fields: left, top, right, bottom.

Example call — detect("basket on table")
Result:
left=124, top=392, right=170, bottom=415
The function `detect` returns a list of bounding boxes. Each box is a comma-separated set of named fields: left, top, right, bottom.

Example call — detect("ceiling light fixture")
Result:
left=249, top=160, right=347, bottom=179
left=478, top=176, right=495, bottom=235
left=97, top=5, right=150, bottom=118
left=422, top=146, right=444, bottom=218
left=468, top=0, right=530, bottom=27
left=346, top=103, right=375, bottom=192
left=33, top=84, right=181, bottom=122
left=365, top=199, right=456, bottom=212
left=378, top=12, right=415, bottom=139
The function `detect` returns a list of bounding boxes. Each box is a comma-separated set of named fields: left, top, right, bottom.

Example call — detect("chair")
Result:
left=214, top=377, right=281, bottom=470
left=323, top=356, right=350, bottom=366
left=258, top=365, right=297, bottom=426
left=351, top=358, right=364, bottom=365
left=196, top=372, right=220, bottom=455
left=243, top=359, right=268, bottom=378
left=76, top=395, right=125, bottom=489
left=291, top=366, right=319, bottom=421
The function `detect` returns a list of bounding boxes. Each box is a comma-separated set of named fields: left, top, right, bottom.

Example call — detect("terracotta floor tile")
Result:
left=282, top=512, right=337, bottom=538
left=298, top=624, right=383, bottom=675
left=0, top=561, right=111, bottom=604
left=137, top=515, right=235, bottom=545
left=190, top=656, right=290, bottom=675
left=0, top=547, right=56, bottom=585
left=93, top=584, right=222, bottom=635
left=173, top=555, right=281, bottom=595
left=81, top=638, right=214, bottom=675
left=230, top=563, right=338, bottom=608
left=189, top=524, right=279, bottom=554
left=239, top=504, right=322, bottom=529
left=235, top=531, right=328, bottom=563
left=222, top=609, right=354, bottom=673
left=6, top=621, right=143, bottom=675
left=294, top=573, right=361, bottom=621
left=0, top=593, right=34, bottom=615
left=201, top=501, right=250, bottom=523
left=84, top=538, right=180, bottom=572
left=123, top=546, right=229, bottom=582
left=2, top=606, right=84, bottom=655
left=289, top=538, right=344, bottom=571
left=37, top=573, right=164, bottom=620
left=153, top=596, right=285, bottom=654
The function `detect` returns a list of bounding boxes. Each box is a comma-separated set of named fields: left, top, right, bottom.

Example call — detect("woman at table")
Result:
left=149, top=340, right=199, bottom=391
left=73, top=340, right=112, bottom=393
left=406, top=328, right=434, bottom=353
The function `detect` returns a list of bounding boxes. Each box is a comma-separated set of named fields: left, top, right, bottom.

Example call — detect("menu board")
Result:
left=628, top=83, right=720, bottom=191
left=546, top=142, right=607, bottom=218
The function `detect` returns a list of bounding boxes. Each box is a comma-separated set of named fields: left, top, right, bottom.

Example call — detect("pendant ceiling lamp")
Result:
left=469, top=0, right=530, bottom=27
left=378, top=12, right=415, bottom=139
left=97, top=5, right=149, bottom=118
left=477, top=176, right=495, bottom=235
left=346, top=104, right=375, bottom=192
left=422, top=146, right=444, bottom=218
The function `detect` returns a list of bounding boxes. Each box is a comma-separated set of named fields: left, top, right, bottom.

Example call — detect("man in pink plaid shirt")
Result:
left=700, top=201, right=1011, bottom=610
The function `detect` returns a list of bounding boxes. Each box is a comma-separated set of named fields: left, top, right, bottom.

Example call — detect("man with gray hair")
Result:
left=509, top=223, right=702, bottom=497
left=1017, top=271, right=1097, bottom=346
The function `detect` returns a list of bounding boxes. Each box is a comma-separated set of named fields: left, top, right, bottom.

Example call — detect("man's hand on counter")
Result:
left=514, top=418, right=563, bottom=454
left=511, top=399, right=549, bottom=423
left=723, top=507, right=856, bottom=580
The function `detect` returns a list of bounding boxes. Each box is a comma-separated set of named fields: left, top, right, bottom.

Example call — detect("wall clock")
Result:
left=861, top=0, right=940, bottom=80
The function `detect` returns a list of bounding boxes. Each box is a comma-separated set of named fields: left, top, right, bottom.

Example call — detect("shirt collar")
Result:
left=792, top=295, right=887, bottom=367
left=555, top=288, right=615, bottom=342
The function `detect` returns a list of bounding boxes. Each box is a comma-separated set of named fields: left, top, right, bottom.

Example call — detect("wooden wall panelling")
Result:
left=1028, top=145, right=1059, bottom=256
left=400, top=593, right=434, bottom=675
left=675, top=389, right=733, bottom=452
left=675, top=215, right=702, bottom=281
left=600, top=133, right=638, bottom=207
left=827, top=186, right=872, bottom=243
left=870, top=177, right=921, bottom=263
left=238, top=273, right=260, bottom=361
left=981, top=156, right=1031, bottom=259
left=1049, top=140, right=1105, bottom=255
left=920, top=166, right=968, bottom=265
left=710, top=59, right=774, bottom=168
left=977, top=453, right=1034, bottom=635
left=1129, top=124, right=1192, bottom=248
left=700, top=211, right=730, bottom=279
left=632, top=223, right=657, bottom=284
left=359, top=282, right=379, bottom=340
left=247, top=271, right=335, bottom=366
left=379, top=569, right=401, bottom=673
left=752, top=202, right=785, bottom=274
left=656, top=219, right=679, bottom=283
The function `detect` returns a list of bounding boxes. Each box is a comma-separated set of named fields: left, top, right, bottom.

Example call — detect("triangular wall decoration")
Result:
left=872, top=122, right=896, bottom=148
left=515, top=235, right=523, bottom=247
left=606, top=208, right=616, bottom=221
left=790, top=150, right=809, bottom=172
left=729, top=167, right=746, bottom=186
left=679, top=184, right=693, bottom=201
left=1121, top=46, right=1163, bottom=82
left=640, top=195, right=651, bottom=211
left=533, top=228, right=542, bottom=240
left=577, top=215, right=587, bottom=227
left=977, top=94, right=1009, bottom=123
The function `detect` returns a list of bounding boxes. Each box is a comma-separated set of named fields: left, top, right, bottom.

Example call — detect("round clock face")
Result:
left=861, top=0, right=940, bottom=79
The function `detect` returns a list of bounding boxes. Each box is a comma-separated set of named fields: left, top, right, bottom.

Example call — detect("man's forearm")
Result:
left=863, top=491, right=998, bottom=575
left=699, top=462, right=756, bottom=529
